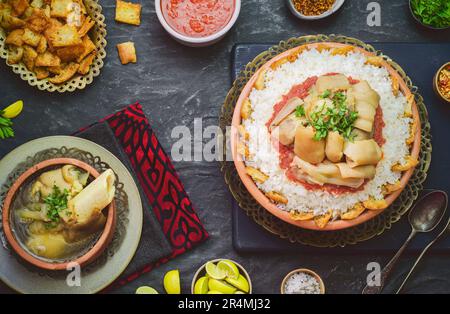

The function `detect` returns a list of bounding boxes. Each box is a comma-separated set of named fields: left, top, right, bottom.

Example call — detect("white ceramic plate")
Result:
left=0, top=136, right=143, bottom=294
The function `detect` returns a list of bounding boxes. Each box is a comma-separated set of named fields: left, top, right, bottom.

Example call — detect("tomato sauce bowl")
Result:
left=155, top=0, right=241, bottom=47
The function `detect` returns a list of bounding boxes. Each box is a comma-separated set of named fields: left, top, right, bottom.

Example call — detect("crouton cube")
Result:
left=25, top=8, right=49, bottom=33
left=50, top=0, right=75, bottom=18
left=48, top=64, right=63, bottom=74
left=77, top=51, right=95, bottom=74
left=35, top=50, right=60, bottom=67
left=23, top=45, right=38, bottom=70
left=5, top=28, right=24, bottom=46
left=77, top=15, right=95, bottom=37
left=1, top=14, right=26, bottom=30
left=22, top=28, right=41, bottom=47
left=36, top=36, right=47, bottom=53
left=76, top=35, right=95, bottom=62
left=30, top=0, right=44, bottom=8
left=11, top=0, right=30, bottom=16
left=34, top=66, right=49, bottom=79
left=48, top=62, right=78, bottom=84
left=56, top=44, right=84, bottom=62
left=116, top=41, right=136, bottom=64
left=115, top=0, right=141, bottom=26
left=48, top=24, right=81, bottom=47
left=7, top=46, right=24, bottom=64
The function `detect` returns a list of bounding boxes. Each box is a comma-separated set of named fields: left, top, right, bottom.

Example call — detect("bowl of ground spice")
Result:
left=287, top=0, right=345, bottom=20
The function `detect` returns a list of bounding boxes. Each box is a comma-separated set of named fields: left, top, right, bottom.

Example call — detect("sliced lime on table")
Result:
left=164, top=269, right=181, bottom=294
left=225, top=275, right=249, bottom=293
left=208, top=279, right=237, bottom=294
left=194, top=276, right=209, bottom=294
left=217, top=260, right=240, bottom=280
left=205, top=261, right=226, bottom=280
left=135, top=286, right=158, bottom=294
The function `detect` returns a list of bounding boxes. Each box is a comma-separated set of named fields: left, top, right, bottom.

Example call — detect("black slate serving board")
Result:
left=231, top=42, right=450, bottom=253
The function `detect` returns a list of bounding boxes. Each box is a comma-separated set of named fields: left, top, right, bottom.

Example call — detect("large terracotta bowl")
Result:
left=2, top=158, right=116, bottom=270
left=231, top=42, right=421, bottom=231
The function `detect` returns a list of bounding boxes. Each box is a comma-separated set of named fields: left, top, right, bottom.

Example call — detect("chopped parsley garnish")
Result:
left=0, top=113, right=14, bottom=140
left=295, top=105, right=305, bottom=117
left=44, top=185, right=69, bottom=222
left=411, top=0, right=450, bottom=29
left=320, top=89, right=331, bottom=98
left=309, top=91, right=358, bottom=141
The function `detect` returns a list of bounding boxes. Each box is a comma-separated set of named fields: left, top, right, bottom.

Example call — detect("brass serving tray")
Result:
left=219, top=34, right=432, bottom=247
left=0, top=0, right=107, bottom=93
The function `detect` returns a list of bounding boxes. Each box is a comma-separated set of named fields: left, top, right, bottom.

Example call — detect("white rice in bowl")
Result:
left=242, top=48, right=414, bottom=219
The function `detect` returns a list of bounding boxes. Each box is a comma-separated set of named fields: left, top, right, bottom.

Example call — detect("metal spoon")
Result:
left=396, top=191, right=448, bottom=294
left=362, top=190, right=447, bottom=294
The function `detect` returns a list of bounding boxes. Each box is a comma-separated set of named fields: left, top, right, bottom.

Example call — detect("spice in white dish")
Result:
left=284, top=272, right=322, bottom=294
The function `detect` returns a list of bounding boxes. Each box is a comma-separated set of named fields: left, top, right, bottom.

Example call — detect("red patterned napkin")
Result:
left=83, top=103, right=209, bottom=290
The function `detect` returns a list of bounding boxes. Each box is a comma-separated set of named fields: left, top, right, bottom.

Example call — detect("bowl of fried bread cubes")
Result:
left=0, top=0, right=107, bottom=92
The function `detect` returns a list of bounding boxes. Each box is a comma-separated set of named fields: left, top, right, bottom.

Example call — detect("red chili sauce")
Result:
left=161, top=0, right=235, bottom=38
left=270, top=75, right=385, bottom=195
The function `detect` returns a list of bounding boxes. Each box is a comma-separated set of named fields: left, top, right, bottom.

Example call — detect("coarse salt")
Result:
left=284, top=272, right=322, bottom=294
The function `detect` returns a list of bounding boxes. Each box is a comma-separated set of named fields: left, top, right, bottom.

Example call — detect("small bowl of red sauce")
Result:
left=155, top=0, right=241, bottom=47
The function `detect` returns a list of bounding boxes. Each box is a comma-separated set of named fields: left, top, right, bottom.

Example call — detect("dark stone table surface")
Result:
left=0, top=0, right=449, bottom=294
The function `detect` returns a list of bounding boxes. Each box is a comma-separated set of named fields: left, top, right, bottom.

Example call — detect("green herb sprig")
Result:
left=309, top=90, right=358, bottom=141
left=411, top=0, right=450, bottom=28
left=44, top=186, right=69, bottom=223
left=0, top=113, right=14, bottom=140
left=295, top=105, right=305, bottom=117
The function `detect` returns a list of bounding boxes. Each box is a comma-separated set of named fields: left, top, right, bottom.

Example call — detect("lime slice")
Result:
left=208, top=279, right=237, bottom=294
left=164, top=270, right=181, bottom=294
left=205, top=261, right=226, bottom=280
left=194, top=276, right=209, bottom=294
left=207, top=290, right=223, bottom=294
left=217, top=260, right=240, bottom=280
left=135, top=286, right=158, bottom=294
left=2, top=100, right=23, bottom=119
left=226, top=275, right=249, bottom=293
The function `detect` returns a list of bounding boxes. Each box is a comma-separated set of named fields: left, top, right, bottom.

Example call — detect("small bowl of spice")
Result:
left=287, top=0, right=345, bottom=20
left=434, top=62, right=450, bottom=103
left=281, top=268, right=325, bottom=294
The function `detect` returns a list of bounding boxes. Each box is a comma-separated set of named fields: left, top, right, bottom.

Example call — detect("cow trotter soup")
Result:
left=10, top=165, right=115, bottom=261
